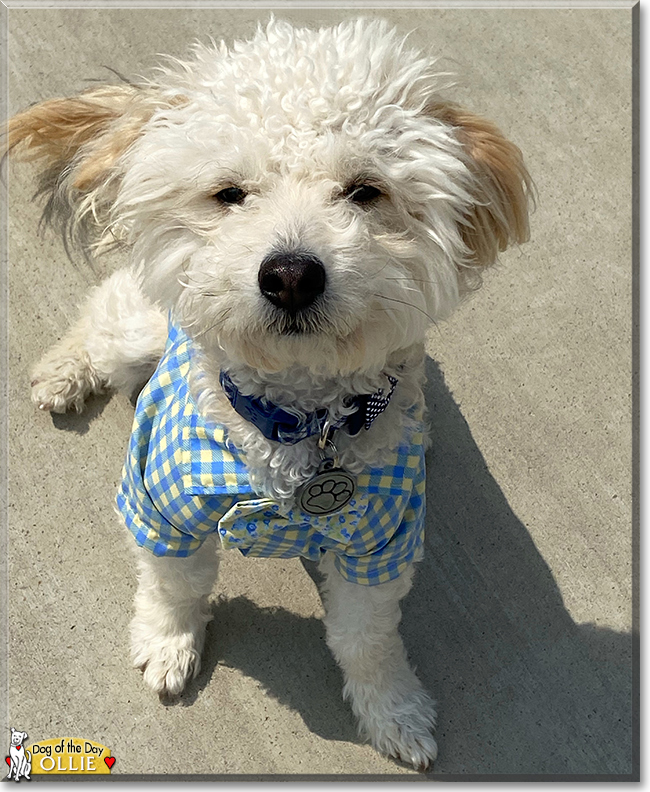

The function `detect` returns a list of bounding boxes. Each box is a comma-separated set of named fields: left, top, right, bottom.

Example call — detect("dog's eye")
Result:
left=214, top=186, right=247, bottom=205
left=345, top=184, right=383, bottom=204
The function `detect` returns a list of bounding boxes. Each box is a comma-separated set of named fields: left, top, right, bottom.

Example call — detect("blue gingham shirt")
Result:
left=117, top=323, right=426, bottom=585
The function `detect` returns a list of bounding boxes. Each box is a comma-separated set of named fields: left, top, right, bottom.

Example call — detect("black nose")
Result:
left=258, top=252, right=326, bottom=313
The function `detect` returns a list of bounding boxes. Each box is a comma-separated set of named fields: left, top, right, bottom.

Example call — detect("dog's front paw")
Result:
left=349, top=682, right=438, bottom=771
left=31, top=350, right=103, bottom=413
left=131, top=632, right=202, bottom=697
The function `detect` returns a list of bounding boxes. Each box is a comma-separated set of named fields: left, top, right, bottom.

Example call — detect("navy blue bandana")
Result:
left=219, top=370, right=398, bottom=445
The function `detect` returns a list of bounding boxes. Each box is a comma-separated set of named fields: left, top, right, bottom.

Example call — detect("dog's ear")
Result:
left=7, top=84, right=187, bottom=250
left=7, top=84, right=173, bottom=191
left=428, top=101, right=533, bottom=269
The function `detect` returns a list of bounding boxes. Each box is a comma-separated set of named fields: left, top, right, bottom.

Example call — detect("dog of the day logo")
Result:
left=5, top=729, right=115, bottom=778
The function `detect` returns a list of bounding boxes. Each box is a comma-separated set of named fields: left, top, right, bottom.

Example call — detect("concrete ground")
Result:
left=3, top=5, right=635, bottom=780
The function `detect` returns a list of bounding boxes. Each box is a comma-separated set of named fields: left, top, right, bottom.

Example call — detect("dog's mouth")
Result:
left=276, top=319, right=305, bottom=336
left=265, top=304, right=328, bottom=337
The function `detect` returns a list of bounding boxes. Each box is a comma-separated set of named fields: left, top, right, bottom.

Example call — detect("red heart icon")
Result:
left=4, top=757, right=10, bottom=766
left=104, top=756, right=115, bottom=770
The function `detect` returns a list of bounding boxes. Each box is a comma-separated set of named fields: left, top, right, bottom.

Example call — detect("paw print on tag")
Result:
left=299, top=470, right=356, bottom=516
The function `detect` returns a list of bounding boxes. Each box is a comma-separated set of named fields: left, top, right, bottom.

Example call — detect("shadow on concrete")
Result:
left=401, top=357, right=633, bottom=775
left=162, top=357, right=635, bottom=775
left=180, top=595, right=358, bottom=746
left=50, top=390, right=113, bottom=434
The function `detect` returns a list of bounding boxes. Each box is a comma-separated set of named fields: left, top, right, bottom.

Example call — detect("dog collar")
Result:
left=219, top=370, right=397, bottom=445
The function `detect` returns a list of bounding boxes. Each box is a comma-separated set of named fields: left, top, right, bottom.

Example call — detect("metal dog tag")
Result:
left=299, top=420, right=356, bottom=516
left=298, top=458, right=357, bottom=516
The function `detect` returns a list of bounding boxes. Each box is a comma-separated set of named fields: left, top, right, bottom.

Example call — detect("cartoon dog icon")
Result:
left=7, top=728, right=31, bottom=781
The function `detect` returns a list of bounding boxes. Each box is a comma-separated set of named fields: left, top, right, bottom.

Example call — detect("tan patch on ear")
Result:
left=71, top=92, right=189, bottom=190
left=71, top=111, right=151, bottom=191
left=8, top=86, right=139, bottom=161
left=428, top=101, right=533, bottom=268
left=7, top=85, right=187, bottom=191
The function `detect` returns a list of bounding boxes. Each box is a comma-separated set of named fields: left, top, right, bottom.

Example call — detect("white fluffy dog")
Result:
left=9, top=18, right=531, bottom=770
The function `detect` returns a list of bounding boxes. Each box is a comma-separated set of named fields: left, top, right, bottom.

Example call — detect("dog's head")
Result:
left=10, top=729, right=27, bottom=747
left=8, top=18, right=532, bottom=376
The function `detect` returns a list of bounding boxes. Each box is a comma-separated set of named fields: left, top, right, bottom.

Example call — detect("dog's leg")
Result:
left=320, top=553, right=437, bottom=771
left=130, top=535, right=219, bottom=697
left=31, top=268, right=167, bottom=412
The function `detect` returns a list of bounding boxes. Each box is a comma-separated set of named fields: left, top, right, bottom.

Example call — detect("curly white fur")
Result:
left=10, top=17, right=531, bottom=771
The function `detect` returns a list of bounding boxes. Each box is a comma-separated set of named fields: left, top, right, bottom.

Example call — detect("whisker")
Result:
left=385, top=284, right=424, bottom=296
left=373, top=293, right=436, bottom=323
left=176, top=273, right=238, bottom=298
left=185, top=303, right=237, bottom=340
left=382, top=276, right=438, bottom=285
left=197, top=289, right=237, bottom=298
left=366, top=259, right=394, bottom=279
left=191, top=311, right=232, bottom=341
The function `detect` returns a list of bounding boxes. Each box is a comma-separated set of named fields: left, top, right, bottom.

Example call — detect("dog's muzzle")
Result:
left=258, top=251, right=326, bottom=314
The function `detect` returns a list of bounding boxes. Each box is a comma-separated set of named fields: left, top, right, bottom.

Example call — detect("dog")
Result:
left=7, top=18, right=531, bottom=770
left=7, top=729, right=31, bottom=781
